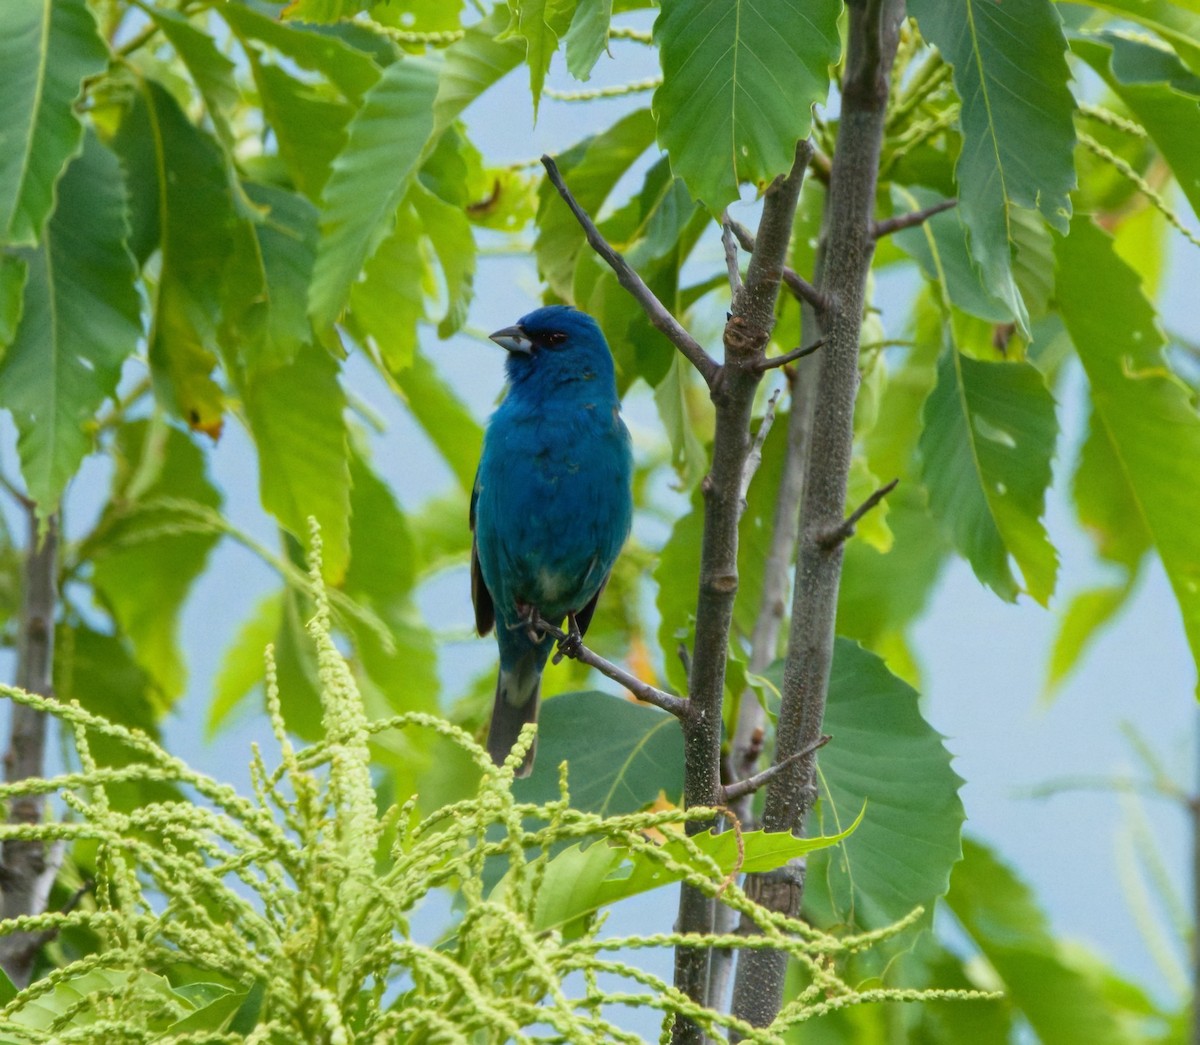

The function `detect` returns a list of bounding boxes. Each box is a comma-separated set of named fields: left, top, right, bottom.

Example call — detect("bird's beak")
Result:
left=489, top=325, right=533, bottom=355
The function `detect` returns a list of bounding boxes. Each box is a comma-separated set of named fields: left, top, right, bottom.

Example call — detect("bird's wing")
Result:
left=574, top=573, right=610, bottom=638
left=470, top=473, right=495, bottom=636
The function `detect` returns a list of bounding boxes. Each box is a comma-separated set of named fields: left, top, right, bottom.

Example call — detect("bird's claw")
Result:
left=553, top=613, right=584, bottom=665
left=508, top=603, right=549, bottom=644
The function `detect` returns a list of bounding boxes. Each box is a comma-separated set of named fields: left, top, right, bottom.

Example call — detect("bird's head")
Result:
left=488, top=306, right=617, bottom=391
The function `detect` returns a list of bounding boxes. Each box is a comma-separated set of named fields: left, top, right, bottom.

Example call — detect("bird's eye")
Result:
left=545, top=331, right=568, bottom=347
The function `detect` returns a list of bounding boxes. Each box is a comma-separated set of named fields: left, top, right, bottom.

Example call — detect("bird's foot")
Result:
left=552, top=613, right=584, bottom=665
left=508, top=602, right=549, bottom=644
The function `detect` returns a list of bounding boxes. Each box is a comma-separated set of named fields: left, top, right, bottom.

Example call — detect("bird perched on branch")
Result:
left=472, top=306, right=633, bottom=777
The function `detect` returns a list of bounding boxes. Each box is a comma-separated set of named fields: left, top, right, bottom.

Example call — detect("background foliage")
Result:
left=0, top=0, right=1197, bottom=1039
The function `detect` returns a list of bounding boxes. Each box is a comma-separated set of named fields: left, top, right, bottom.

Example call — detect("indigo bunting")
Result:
left=472, top=306, right=633, bottom=777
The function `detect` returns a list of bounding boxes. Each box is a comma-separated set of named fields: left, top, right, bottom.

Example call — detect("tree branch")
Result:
left=754, top=338, right=825, bottom=373
left=671, top=141, right=813, bottom=1045
left=533, top=620, right=689, bottom=718
left=871, top=196, right=956, bottom=239
left=738, top=388, right=782, bottom=512
left=722, top=735, right=831, bottom=804
left=540, top=155, right=721, bottom=386
left=818, top=478, right=898, bottom=549
left=730, top=0, right=907, bottom=1033
left=726, top=219, right=829, bottom=314
left=0, top=512, right=60, bottom=987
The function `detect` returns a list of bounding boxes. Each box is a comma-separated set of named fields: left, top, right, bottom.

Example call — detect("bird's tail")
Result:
left=487, top=648, right=543, bottom=777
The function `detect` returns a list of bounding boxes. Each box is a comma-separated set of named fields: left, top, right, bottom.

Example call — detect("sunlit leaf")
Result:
left=0, top=134, right=140, bottom=516
left=411, top=182, right=476, bottom=338
left=514, top=691, right=684, bottom=815
left=0, top=257, right=27, bottom=347
left=652, top=0, right=839, bottom=212
left=1044, top=582, right=1135, bottom=699
left=243, top=342, right=351, bottom=581
left=1056, top=215, right=1200, bottom=695
left=565, top=0, right=613, bottom=80
left=309, top=57, right=439, bottom=332
left=91, top=422, right=223, bottom=704
left=0, top=0, right=108, bottom=246
left=910, top=0, right=1076, bottom=334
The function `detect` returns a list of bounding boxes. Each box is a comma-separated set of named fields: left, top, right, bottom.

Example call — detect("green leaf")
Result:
left=652, top=0, right=839, bottom=212
left=1081, top=0, right=1200, bottom=76
left=513, top=691, right=684, bottom=815
left=393, top=352, right=483, bottom=493
left=0, top=257, right=27, bottom=347
left=0, top=0, right=108, bottom=246
left=509, top=0, right=567, bottom=116
left=0, top=134, right=140, bottom=516
left=208, top=591, right=281, bottom=737
left=1044, top=582, right=1135, bottom=699
left=243, top=342, right=351, bottom=581
left=782, top=641, right=964, bottom=934
left=433, top=7, right=525, bottom=136
left=654, top=491, right=702, bottom=695
left=146, top=7, right=239, bottom=152
left=1056, top=214, right=1200, bottom=695
left=1072, top=32, right=1200, bottom=220
left=534, top=108, right=657, bottom=298
left=345, top=444, right=417, bottom=602
left=947, top=837, right=1141, bottom=1045
left=919, top=347, right=1059, bottom=604
left=411, top=181, right=476, bottom=338
left=892, top=187, right=1011, bottom=324
left=348, top=201, right=426, bottom=372
left=248, top=54, right=353, bottom=204
left=54, top=625, right=180, bottom=810
left=91, top=422, right=222, bottom=703
left=220, top=3, right=381, bottom=102
left=1073, top=407, right=1152, bottom=571
left=909, top=0, right=1076, bottom=334
left=309, top=57, right=439, bottom=331
left=505, top=818, right=857, bottom=936
left=653, top=355, right=707, bottom=490
left=114, top=79, right=240, bottom=436
left=565, top=0, right=613, bottom=80
left=239, top=183, right=320, bottom=374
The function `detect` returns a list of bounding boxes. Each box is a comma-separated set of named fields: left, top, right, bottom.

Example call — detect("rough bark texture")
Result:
left=671, top=145, right=812, bottom=1045
left=0, top=515, right=59, bottom=986
left=729, top=0, right=906, bottom=1031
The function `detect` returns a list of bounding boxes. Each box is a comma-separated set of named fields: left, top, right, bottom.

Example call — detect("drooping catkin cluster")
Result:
left=0, top=534, right=988, bottom=1043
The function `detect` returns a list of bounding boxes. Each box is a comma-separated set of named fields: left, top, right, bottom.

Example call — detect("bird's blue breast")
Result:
left=474, top=392, right=632, bottom=627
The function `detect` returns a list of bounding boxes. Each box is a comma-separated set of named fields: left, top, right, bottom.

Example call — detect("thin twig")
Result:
left=722, top=735, right=831, bottom=804
left=819, top=478, right=899, bottom=549
left=721, top=219, right=743, bottom=298
left=871, top=197, right=956, bottom=239
left=533, top=619, right=690, bottom=719
left=738, top=388, right=782, bottom=513
left=540, top=155, right=720, bottom=386
left=726, top=219, right=829, bottom=313
left=755, top=338, right=825, bottom=373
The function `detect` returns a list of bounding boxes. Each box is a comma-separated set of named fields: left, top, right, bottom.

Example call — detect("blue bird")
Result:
left=472, top=306, right=633, bottom=777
